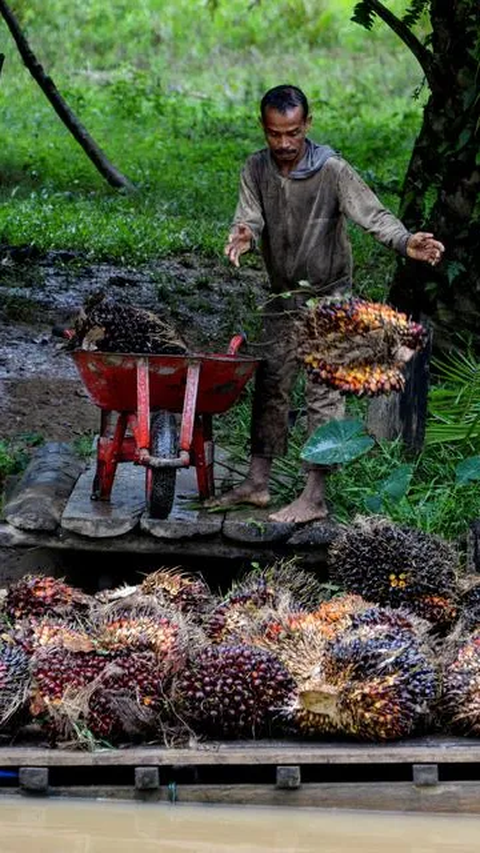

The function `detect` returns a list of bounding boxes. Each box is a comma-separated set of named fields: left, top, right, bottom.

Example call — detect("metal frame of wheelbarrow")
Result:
left=86, top=334, right=255, bottom=519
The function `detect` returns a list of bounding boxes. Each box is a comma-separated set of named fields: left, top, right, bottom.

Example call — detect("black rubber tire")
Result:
left=148, top=411, right=178, bottom=519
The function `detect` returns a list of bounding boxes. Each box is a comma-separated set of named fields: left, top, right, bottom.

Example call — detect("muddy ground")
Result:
left=0, top=245, right=267, bottom=441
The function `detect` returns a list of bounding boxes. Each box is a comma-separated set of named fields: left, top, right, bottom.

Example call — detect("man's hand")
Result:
left=407, top=232, right=445, bottom=266
left=224, top=223, right=254, bottom=267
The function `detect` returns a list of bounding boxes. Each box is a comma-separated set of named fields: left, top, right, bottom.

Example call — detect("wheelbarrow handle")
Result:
left=227, top=332, right=247, bottom=355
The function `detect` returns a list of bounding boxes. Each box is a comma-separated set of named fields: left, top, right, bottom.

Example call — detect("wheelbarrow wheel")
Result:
left=149, top=411, right=178, bottom=519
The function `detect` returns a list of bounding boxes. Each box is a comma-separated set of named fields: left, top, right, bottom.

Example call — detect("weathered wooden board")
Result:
left=6, top=781, right=480, bottom=813
left=2, top=738, right=480, bottom=767
left=140, top=467, right=223, bottom=539
left=61, top=464, right=146, bottom=538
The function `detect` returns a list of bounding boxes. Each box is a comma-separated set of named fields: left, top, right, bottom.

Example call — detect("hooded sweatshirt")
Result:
left=233, top=139, right=411, bottom=295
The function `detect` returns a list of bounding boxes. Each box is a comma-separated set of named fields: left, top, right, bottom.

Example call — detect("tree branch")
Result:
left=0, top=0, right=135, bottom=191
left=0, top=53, right=4, bottom=77
left=365, top=0, right=437, bottom=90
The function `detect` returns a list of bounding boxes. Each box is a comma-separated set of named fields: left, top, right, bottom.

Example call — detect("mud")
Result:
left=0, top=246, right=267, bottom=440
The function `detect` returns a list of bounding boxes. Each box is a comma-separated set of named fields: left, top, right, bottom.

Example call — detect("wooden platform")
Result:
left=1, top=443, right=338, bottom=570
left=3, top=738, right=480, bottom=811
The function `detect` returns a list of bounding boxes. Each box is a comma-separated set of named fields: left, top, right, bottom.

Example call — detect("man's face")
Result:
left=261, top=105, right=311, bottom=166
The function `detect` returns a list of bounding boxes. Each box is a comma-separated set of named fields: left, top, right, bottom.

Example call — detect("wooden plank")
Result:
left=5, top=782, right=480, bottom=813
left=140, top=466, right=223, bottom=538
left=61, top=464, right=146, bottom=538
left=2, top=738, right=480, bottom=767
left=0, top=522, right=282, bottom=561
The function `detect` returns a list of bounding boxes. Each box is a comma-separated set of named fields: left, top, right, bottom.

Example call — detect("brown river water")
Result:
left=1, top=799, right=480, bottom=852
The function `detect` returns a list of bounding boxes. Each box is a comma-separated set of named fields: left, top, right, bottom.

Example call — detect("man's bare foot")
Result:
left=268, top=494, right=328, bottom=524
left=205, top=479, right=271, bottom=509
left=269, top=468, right=328, bottom=523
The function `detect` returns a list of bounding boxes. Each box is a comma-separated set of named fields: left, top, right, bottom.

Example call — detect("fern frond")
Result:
left=403, top=0, right=430, bottom=29
left=351, top=1, right=376, bottom=30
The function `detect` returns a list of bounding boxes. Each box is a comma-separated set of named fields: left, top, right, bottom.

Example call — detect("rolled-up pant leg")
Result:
left=250, top=312, right=298, bottom=458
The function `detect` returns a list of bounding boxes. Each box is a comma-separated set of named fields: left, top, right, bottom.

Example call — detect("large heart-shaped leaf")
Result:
left=455, top=456, right=480, bottom=485
left=301, top=419, right=374, bottom=466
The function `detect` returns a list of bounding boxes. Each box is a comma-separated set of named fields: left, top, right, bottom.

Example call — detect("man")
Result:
left=213, top=84, right=444, bottom=524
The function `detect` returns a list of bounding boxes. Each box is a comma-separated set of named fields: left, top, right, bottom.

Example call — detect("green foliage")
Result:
left=402, top=1, right=430, bottom=28
left=0, top=434, right=44, bottom=493
left=426, top=349, right=480, bottom=446
left=0, top=0, right=423, bottom=263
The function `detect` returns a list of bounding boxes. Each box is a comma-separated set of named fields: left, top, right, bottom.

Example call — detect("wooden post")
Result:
left=367, top=327, right=432, bottom=455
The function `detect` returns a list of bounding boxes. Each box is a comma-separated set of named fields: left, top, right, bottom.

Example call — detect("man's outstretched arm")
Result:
left=337, top=160, right=445, bottom=266
left=226, top=163, right=264, bottom=267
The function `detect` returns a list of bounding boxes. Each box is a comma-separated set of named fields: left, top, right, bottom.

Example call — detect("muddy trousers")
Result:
left=250, top=310, right=345, bottom=466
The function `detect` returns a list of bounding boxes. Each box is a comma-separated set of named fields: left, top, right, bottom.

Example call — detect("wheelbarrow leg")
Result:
left=192, top=413, right=214, bottom=500
left=92, top=411, right=128, bottom=500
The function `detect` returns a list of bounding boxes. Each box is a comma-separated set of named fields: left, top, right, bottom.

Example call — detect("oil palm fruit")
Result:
left=68, top=292, right=187, bottom=354
left=297, top=297, right=426, bottom=397
left=0, top=637, right=30, bottom=729
left=442, top=633, right=480, bottom=736
left=294, top=622, right=437, bottom=740
left=140, top=568, right=212, bottom=614
left=175, top=643, right=295, bottom=739
left=30, top=645, right=169, bottom=743
left=5, top=575, right=90, bottom=621
left=328, top=517, right=458, bottom=627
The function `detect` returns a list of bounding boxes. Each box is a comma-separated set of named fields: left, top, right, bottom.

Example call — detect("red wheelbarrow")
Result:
left=72, top=336, right=259, bottom=519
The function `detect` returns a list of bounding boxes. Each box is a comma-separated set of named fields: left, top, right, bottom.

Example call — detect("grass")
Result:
left=0, top=0, right=425, bottom=282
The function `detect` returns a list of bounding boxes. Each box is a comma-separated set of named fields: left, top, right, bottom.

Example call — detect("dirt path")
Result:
left=0, top=247, right=266, bottom=440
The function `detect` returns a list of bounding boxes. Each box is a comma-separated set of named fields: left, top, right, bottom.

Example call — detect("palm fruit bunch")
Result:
left=174, top=643, right=295, bottom=739
left=297, top=297, right=426, bottom=397
left=5, top=574, right=91, bottom=621
left=290, top=620, right=436, bottom=740
left=30, top=644, right=168, bottom=743
left=309, top=625, right=438, bottom=740
left=140, top=568, right=212, bottom=615
left=441, top=633, right=480, bottom=736
left=0, top=636, right=31, bottom=729
left=97, top=614, right=181, bottom=663
left=259, top=593, right=371, bottom=645
left=205, top=562, right=327, bottom=644
left=328, top=517, right=458, bottom=629
left=68, top=292, right=187, bottom=354
left=454, top=576, right=480, bottom=634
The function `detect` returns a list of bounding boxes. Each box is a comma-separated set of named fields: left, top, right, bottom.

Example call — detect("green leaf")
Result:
left=301, top=419, right=374, bottom=466
left=364, top=464, right=413, bottom=513
left=455, top=457, right=480, bottom=485
left=351, top=2, right=376, bottom=30
left=446, top=260, right=467, bottom=286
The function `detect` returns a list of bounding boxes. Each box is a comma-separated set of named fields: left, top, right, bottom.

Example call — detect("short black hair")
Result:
left=260, top=85, right=309, bottom=121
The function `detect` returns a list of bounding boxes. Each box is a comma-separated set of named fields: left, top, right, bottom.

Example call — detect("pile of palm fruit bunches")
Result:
left=2, top=519, right=480, bottom=746
left=297, top=297, right=427, bottom=396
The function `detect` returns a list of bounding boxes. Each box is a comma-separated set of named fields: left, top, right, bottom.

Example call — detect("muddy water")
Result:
left=1, top=799, right=480, bottom=852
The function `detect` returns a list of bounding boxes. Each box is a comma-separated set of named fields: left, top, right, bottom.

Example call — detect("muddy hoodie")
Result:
left=233, top=138, right=411, bottom=294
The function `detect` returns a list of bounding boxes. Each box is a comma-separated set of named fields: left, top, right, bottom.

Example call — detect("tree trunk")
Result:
left=389, top=0, right=480, bottom=352
left=0, top=0, right=135, bottom=192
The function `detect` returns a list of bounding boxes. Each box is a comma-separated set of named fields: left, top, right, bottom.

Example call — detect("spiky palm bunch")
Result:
left=297, top=297, right=426, bottom=396
left=140, top=568, right=212, bottom=614
left=30, top=644, right=171, bottom=743
left=0, top=637, right=30, bottom=729
left=442, top=633, right=480, bottom=736
left=292, top=622, right=438, bottom=740
left=174, top=643, right=295, bottom=739
left=68, top=292, right=187, bottom=354
left=5, top=575, right=91, bottom=621
left=328, top=517, right=458, bottom=627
